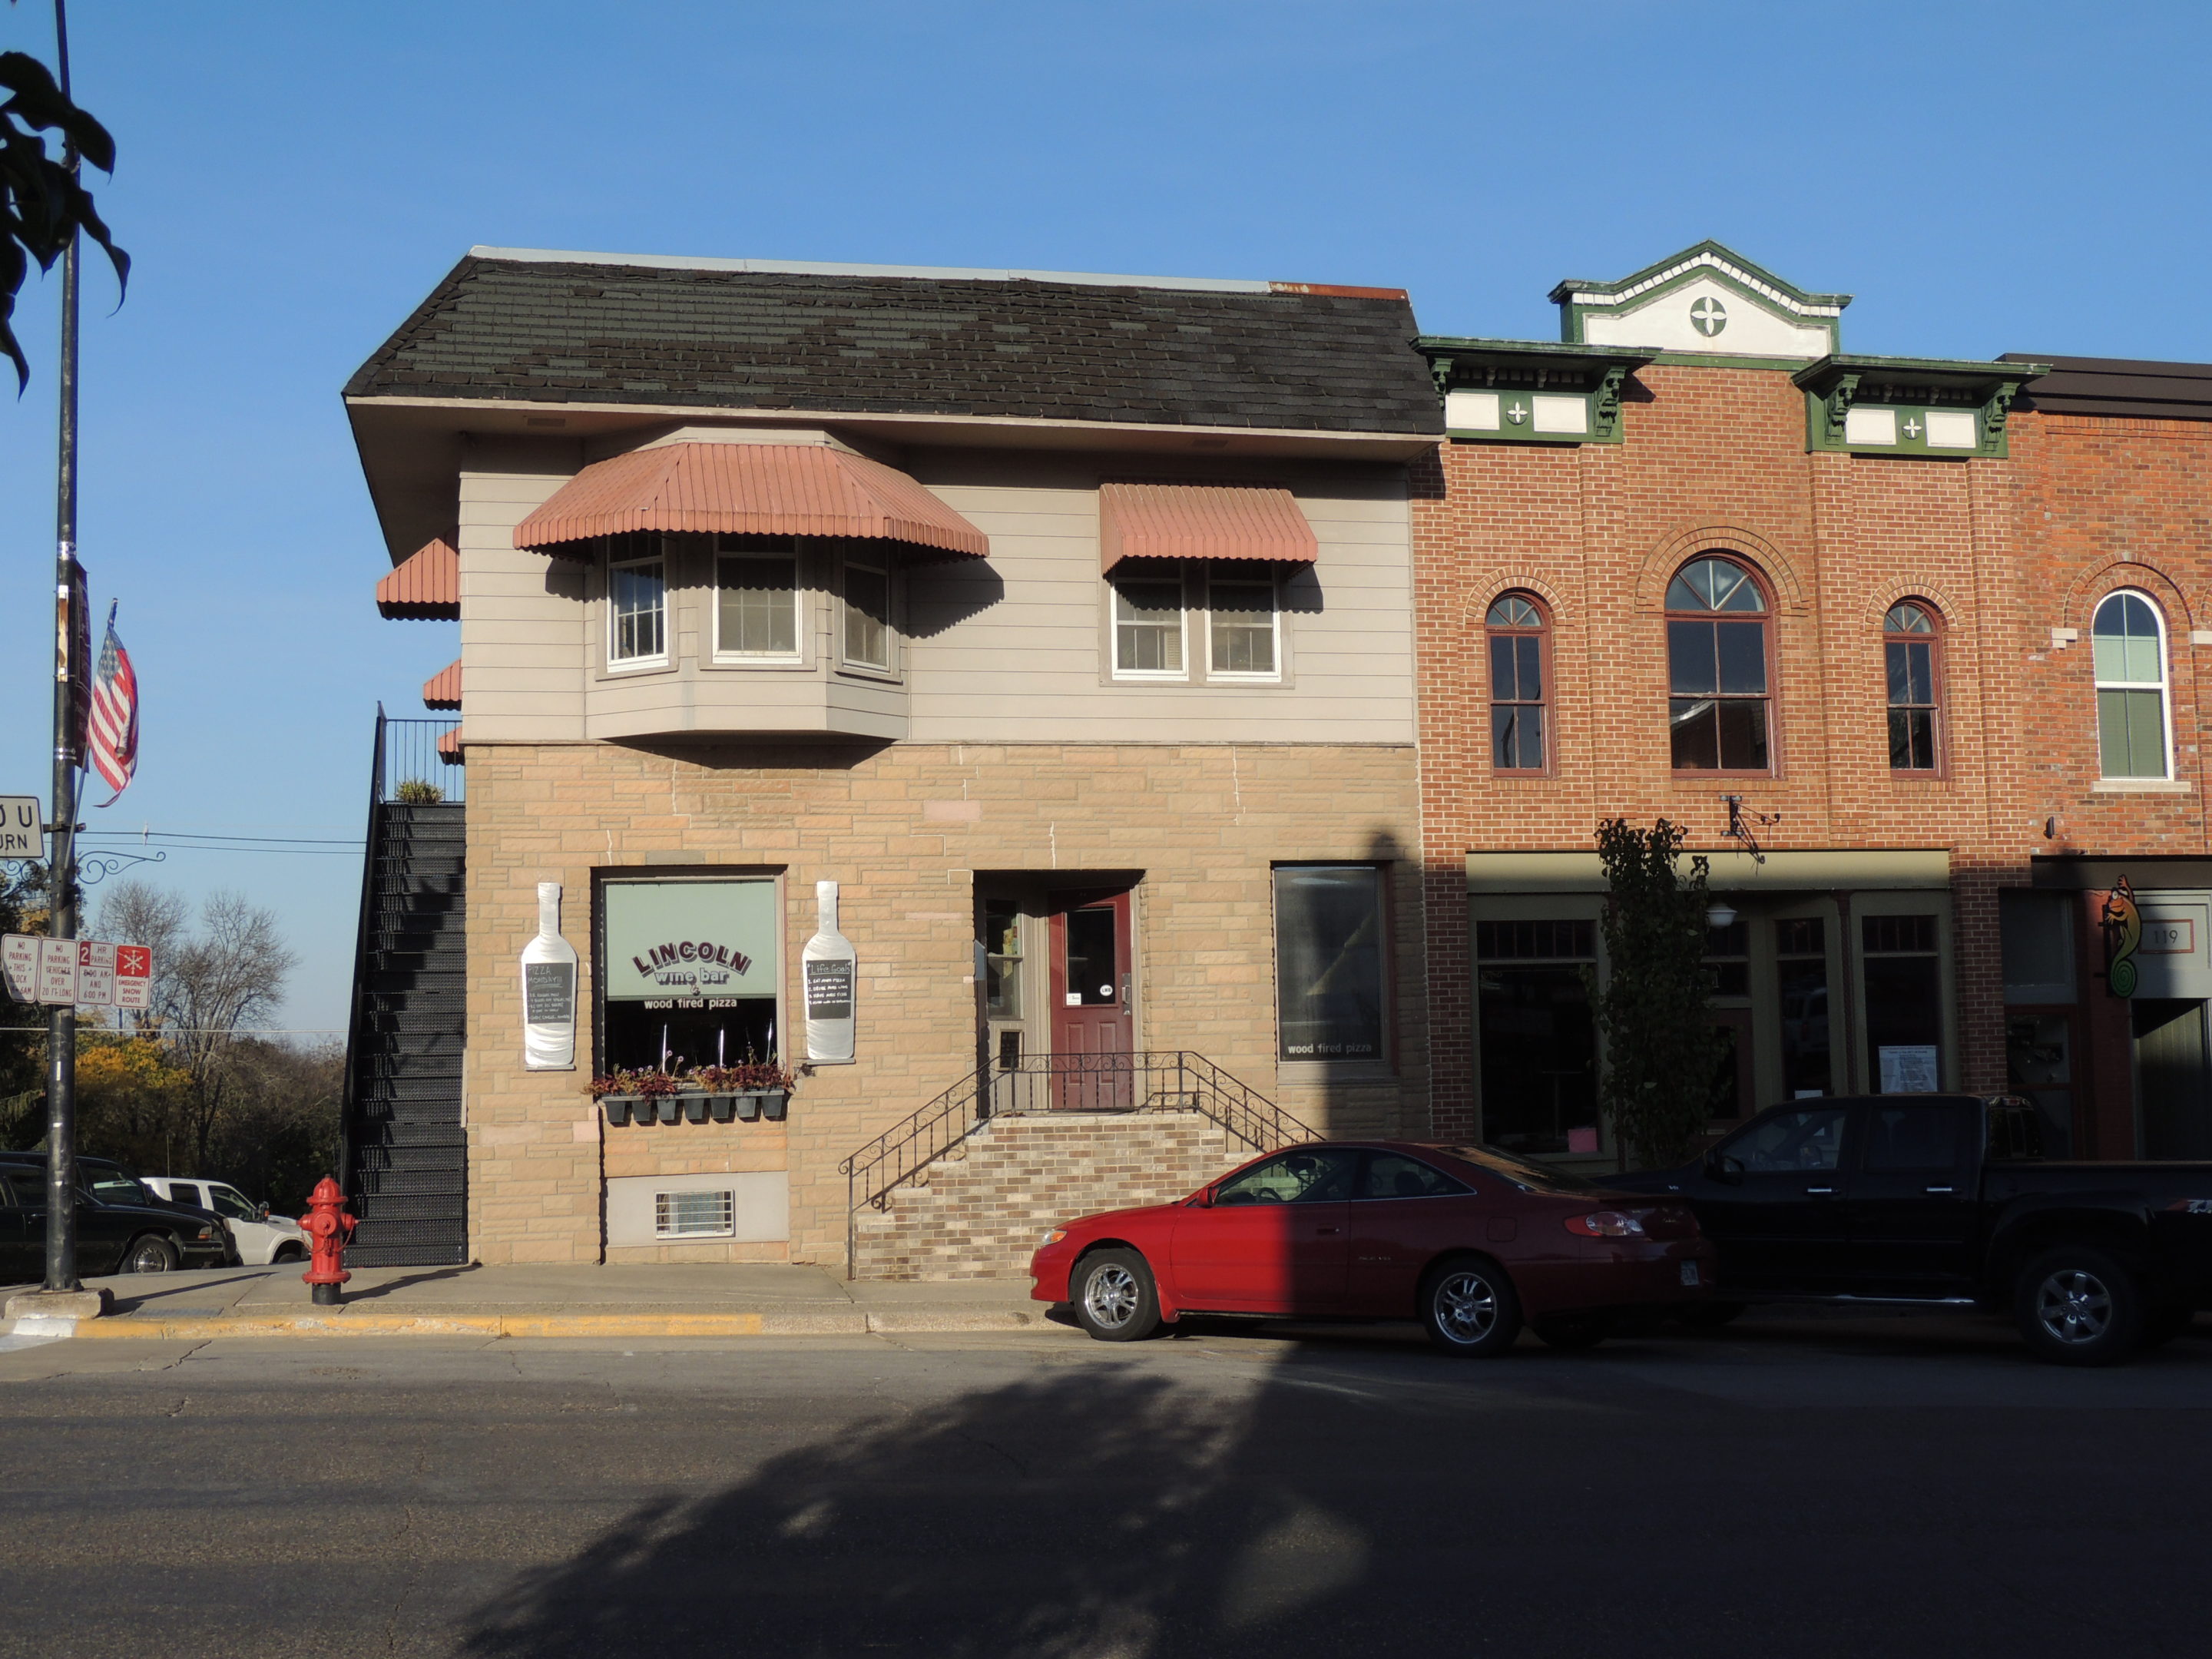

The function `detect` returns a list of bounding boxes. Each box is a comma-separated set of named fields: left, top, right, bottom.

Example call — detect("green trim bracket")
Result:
left=1793, top=353, right=2048, bottom=459
left=1416, top=336, right=1651, bottom=446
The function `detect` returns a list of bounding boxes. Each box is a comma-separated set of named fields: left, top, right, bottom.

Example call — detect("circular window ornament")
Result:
left=1689, top=296, right=1729, bottom=338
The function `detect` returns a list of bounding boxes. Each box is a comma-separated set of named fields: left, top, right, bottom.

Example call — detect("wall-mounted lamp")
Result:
left=1706, top=902, right=1738, bottom=931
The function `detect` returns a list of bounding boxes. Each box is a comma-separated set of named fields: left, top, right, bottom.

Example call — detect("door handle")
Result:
left=1315, top=1226, right=1342, bottom=1236
left=1924, top=1185, right=1955, bottom=1194
left=1805, top=1186, right=1837, bottom=1195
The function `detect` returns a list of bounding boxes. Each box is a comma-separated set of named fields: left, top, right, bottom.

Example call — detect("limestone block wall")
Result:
left=460, top=739, right=1425, bottom=1268
left=852, top=1111, right=1241, bottom=1280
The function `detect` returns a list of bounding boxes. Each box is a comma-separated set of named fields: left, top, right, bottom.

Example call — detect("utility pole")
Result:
left=41, top=0, right=83, bottom=1299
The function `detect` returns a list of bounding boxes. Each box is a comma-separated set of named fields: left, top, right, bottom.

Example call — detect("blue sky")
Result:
left=2, top=1, right=2207, bottom=1033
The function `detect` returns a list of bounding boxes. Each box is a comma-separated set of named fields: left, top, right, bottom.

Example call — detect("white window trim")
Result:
left=711, top=539, right=805, bottom=666
left=606, top=547, right=671, bottom=673
left=838, top=549, right=896, bottom=676
left=2093, top=588, right=2174, bottom=781
left=1204, top=565, right=1283, bottom=684
left=1110, top=568, right=1191, bottom=682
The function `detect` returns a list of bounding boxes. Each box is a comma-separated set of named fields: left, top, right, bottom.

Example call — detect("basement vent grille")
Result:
left=654, top=1189, right=735, bottom=1239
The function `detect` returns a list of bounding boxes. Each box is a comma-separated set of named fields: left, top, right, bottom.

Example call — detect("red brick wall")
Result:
left=1412, top=366, right=2212, bottom=1138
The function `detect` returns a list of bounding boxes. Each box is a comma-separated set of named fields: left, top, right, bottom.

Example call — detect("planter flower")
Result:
left=589, top=1062, right=792, bottom=1125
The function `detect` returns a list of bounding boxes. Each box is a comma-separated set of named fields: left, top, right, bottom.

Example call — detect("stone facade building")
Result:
left=342, top=250, right=1439, bottom=1270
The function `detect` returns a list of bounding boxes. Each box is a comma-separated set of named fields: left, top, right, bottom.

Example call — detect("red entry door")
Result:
left=1049, top=889, right=1134, bottom=1057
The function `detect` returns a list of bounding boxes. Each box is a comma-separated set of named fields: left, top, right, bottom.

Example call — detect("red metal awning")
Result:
left=376, top=535, right=460, bottom=619
left=437, top=727, right=462, bottom=765
left=422, top=659, right=460, bottom=710
left=1098, top=482, right=1317, bottom=572
left=512, top=442, right=988, bottom=560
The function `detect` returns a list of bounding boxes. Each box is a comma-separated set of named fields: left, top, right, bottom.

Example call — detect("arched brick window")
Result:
left=1485, top=593, right=1548, bottom=771
left=1666, top=555, right=1772, bottom=772
left=2093, top=589, right=2171, bottom=780
left=1884, top=601, right=1941, bottom=772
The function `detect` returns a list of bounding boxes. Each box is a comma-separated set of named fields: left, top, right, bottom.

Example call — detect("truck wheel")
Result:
left=1071, top=1249, right=1161, bottom=1343
left=2015, top=1247, right=2142, bottom=1366
left=1419, top=1257, right=1522, bottom=1357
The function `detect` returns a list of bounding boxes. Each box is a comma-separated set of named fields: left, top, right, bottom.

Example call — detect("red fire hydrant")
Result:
left=300, top=1177, right=358, bottom=1306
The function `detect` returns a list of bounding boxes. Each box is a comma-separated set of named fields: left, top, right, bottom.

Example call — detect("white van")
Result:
left=142, top=1177, right=310, bottom=1267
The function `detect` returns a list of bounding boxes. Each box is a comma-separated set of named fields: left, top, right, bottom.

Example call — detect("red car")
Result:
left=1029, top=1140, right=1715, bottom=1355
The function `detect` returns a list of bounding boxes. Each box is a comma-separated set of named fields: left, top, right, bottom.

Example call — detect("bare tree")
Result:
left=95, top=885, right=299, bottom=1169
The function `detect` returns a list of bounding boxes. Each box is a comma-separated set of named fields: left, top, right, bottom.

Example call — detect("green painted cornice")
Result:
left=1794, top=354, right=2049, bottom=458
left=1417, top=338, right=1651, bottom=445
left=1792, top=353, right=2048, bottom=396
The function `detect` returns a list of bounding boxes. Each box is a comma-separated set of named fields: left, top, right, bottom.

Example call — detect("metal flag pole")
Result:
left=42, top=0, right=82, bottom=1295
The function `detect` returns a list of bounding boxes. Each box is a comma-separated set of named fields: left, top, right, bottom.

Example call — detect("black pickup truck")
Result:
left=1606, top=1094, right=2212, bottom=1366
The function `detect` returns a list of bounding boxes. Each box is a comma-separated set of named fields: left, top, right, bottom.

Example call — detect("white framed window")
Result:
left=841, top=553, right=892, bottom=672
left=1206, top=568, right=1280, bottom=680
left=1112, top=570, right=1187, bottom=678
left=2092, top=589, right=2171, bottom=780
left=654, top=1187, right=735, bottom=1240
left=608, top=543, right=668, bottom=670
left=716, top=541, right=801, bottom=661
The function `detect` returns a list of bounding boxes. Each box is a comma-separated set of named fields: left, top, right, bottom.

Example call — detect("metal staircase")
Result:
left=339, top=712, right=468, bottom=1266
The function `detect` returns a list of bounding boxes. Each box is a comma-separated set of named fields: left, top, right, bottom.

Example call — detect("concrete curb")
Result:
left=5, top=1307, right=1051, bottom=1341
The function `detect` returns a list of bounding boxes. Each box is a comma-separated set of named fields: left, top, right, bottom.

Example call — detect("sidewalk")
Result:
left=2, top=1263, right=1057, bottom=1341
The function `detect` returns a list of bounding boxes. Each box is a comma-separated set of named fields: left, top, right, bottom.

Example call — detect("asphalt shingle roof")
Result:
left=346, top=256, right=1442, bottom=435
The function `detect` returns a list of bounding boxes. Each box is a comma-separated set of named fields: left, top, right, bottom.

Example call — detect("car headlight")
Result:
left=1038, top=1227, right=1068, bottom=1248
left=195, top=1227, right=215, bottom=1240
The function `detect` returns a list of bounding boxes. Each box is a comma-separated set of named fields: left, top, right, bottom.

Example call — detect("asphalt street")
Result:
left=1, top=1308, right=2207, bottom=1659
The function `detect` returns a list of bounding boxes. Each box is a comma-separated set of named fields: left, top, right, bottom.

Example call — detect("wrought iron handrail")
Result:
left=837, top=1050, right=1314, bottom=1274
left=337, top=706, right=389, bottom=1193
left=379, top=716, right=465, bottom=805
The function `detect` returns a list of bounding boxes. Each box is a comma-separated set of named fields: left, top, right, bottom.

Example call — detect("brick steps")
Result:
left=852, top=1110, right=1238, bottom=1281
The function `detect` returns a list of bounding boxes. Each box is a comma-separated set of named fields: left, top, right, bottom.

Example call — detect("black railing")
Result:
left=337, top=707, right=390, bottom=1196
left=379, top=714, right=465, bottom=805
left=837, top=1051, right=1314, bottom=1274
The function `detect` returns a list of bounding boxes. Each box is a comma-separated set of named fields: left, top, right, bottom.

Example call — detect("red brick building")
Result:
left=1412, top=242, right=2212, bottom=1166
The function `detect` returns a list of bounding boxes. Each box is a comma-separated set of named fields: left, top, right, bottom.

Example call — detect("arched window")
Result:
left=1485, top=593, right=1548, bottom=771
left=2093, top=590, right=2170, bottom=779
left=1884, top=601, right=1940, bottom=772
left=1665, top=556, right=1771, bottom=772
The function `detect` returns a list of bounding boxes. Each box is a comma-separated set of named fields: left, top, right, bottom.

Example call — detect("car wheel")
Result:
left=1071, top=1248, right=1161, bottom=1343
left=1419, top=1257, right=1522, bottom=1357
left=124, top=1233, right=178, bottom=1275
left=273, top=1243, right=306, bottom=1264
left=2015, top=1246, right=2142, bottom=1366
left=1677, top=1301, right=1747, bottom=1330
left=1532, top=1311, right=1614, bottom=1350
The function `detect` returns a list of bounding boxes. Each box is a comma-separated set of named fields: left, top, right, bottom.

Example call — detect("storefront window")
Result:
left=1274, top=866, right=1386, bottom=1062
left=1477, top=919, right=1598, bottom=1155
left=1863, top=912, right=1941, bottom=1092
left=600, top=877, right=781, bottom=1073
left=1777, top=917, right=1831, bottom=1097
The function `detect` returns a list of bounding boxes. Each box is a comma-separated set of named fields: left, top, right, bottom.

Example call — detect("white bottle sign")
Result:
left=803, top=879, right=856, bottom=1065
left=521, top=881, right=578, bottom=1071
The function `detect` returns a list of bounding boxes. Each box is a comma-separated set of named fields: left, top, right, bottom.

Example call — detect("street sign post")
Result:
left=113, top=943, right=150, bottom=1012
left=75, top=939, right=114, bottom=1008
left=1, top=934, right=34, bottom=1002
left=0, top=933, right=151, bottom=1008
left=0, top=796, right=39, bottom=858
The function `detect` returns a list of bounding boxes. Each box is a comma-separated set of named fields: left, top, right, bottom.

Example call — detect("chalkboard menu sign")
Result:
left=525, top=962, right=576, bottom=1025
left=804, top=957, right=853, bottom=1021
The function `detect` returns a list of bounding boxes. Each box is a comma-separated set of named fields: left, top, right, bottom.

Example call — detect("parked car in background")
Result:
left=1604, top=1094, right=2212, bottom=1366
left=141, top=1177, right=308, bottom=1267
left=1031, top=1140, right=1714, bottom=1354
left=0, top=1152, right=230, bottom=1278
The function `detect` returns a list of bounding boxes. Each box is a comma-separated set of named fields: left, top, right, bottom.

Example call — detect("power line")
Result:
left=79, top=831, right=364, bottom=846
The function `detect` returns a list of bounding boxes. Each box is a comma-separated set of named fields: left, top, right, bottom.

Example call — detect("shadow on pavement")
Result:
left=339, top=1264, right=481, bottom=1302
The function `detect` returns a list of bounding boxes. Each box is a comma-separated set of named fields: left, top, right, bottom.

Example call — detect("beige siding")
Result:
left=456, top=435, right=1415, bottom=747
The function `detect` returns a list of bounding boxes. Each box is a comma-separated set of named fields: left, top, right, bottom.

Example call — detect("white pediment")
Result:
left=1555, top=243, right=1849, bottom=360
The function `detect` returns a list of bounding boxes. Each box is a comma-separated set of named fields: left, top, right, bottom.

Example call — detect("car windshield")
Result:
left=209, top=1186, right=258, bottom=1222
left=1430, top=1144, right=1609, bottom=1195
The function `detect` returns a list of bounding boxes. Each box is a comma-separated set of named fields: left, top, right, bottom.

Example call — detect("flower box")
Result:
left=602, top=1095, right=641, bottom=1126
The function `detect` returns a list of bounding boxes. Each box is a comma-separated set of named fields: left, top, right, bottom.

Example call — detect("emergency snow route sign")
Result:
left=113, top=942, right=152, bottom=1012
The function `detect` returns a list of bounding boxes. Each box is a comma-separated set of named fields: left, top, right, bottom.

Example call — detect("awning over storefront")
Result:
left=376, top=535, right=460, bottom=619
left=1465, top=848, right=1953, bottom=892
left=1098, top=481, right=1318, bottom=572
left=512, top=441, right=989, bottom=560
left=422, top=659, right=460, bottom=710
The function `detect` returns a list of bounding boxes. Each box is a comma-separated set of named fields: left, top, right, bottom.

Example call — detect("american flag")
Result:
left=86, top=602, right=138, bottom=806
